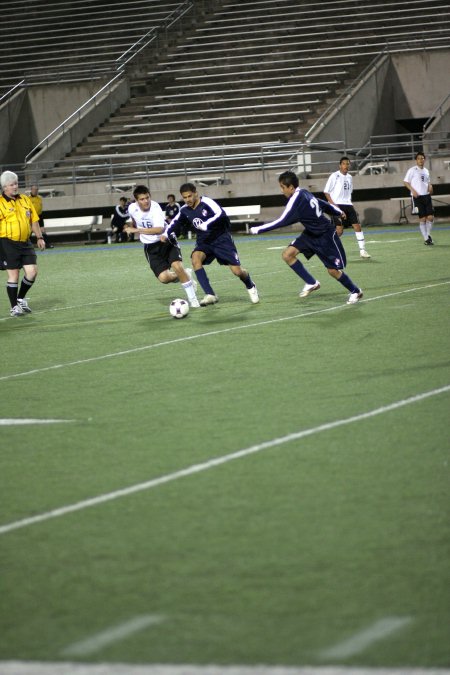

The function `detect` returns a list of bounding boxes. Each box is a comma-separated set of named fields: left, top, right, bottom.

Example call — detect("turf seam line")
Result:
left=319, top=616, right=412, bottom=659
left=61, top=615, right=165, bottom=657
left=0, top=383, right=448, bottom=537
left=0, top=281, right=449, bottom=383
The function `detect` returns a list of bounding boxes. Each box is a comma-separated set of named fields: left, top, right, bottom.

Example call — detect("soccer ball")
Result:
left=169, top=298, right=189, bottom=319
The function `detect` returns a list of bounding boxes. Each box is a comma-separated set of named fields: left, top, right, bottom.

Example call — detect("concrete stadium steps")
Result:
left=1, top=0, right=189, bottom=90
left=33, top=0, right=450, bottom=186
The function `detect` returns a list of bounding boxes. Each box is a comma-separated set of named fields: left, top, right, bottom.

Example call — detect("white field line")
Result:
left=0, top=663, right=449, bottom=675
left=61, top=615, right=165, bottom=657
left=0, top=418, right=75, bottom=426
left=319, top=617, right=412, bottom=659
left=0, top=281, right=449, bottom=384
left=365, top=238, right=416, bottom=244
left=0, top=383, right=448, bottom=537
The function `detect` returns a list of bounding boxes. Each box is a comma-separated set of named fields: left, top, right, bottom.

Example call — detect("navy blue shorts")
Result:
left=192, top=231, right=241, bottom=266
left=291, top=229, right=347, bottom=270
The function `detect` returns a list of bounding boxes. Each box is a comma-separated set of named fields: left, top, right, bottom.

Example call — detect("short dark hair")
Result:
left=415, top=152, right=425, bottom=159
left=133, top=185, right=150, bottom=199
left=167, top=194, right=176, bottom=200
left=119, top=196, right=127, bottom=203
left=278, top=170, right=299, bottom=188
left=339, top=156, right=350, bottom=164
left=180, top=182, right=197, bottom=194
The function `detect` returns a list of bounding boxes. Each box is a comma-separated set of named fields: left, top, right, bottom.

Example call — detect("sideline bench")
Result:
left=224, top=205, right=261, bottom=233
left=43, top=215, right=103, bottom=241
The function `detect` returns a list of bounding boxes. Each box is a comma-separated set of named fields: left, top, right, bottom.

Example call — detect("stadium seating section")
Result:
left=4, top=0, right=450, bottom=184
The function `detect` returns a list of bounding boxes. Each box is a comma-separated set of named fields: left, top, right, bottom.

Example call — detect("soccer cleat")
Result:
left=200, top=294, right=219, bottom=306
left=360, top=249, right=371, bottom=258
left=17, top=298, right=32, bottom=313
left=424, top=236, right=434, bottom=246
left=347, top=290, right=364, bottom=305
left=247, top=285, right=260, bottom=304
left=299, top=280, right=320, bottom=298
left=185, top=268, right=198, bottom=291
left=10, top=304, right=24, bottom=317
left=190, top=298, right=200, bottom=308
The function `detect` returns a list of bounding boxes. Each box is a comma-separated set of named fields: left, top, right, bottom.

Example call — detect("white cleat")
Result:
left=200, top=294, right=219, bottom=306
left=17, top=298, right=32, bottom=313
left=185, top=268, right=198, bottom=292
left=299, top=280, right=320, bottom=298
left=360, top=249, right=371, bottom=258
left=247, top=285, right=260, bottom=304
left=347, top=290, right=364, bottom=304
left=10, top=304, right=24, bottom=317
left=190, top=298, right=200, bottom=308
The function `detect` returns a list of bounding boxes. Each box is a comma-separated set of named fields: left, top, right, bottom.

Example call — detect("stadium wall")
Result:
left=307, top=50, right=450, bottom=149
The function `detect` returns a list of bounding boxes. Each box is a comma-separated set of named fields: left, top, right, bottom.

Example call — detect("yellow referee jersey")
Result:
left=0, top=194, right=39, bottom=242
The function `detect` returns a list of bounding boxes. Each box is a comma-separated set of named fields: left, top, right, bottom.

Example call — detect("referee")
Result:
left=0, top=170, right=45, bottom=317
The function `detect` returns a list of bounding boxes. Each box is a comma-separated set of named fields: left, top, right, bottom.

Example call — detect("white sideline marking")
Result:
left=365, top=238, right=416, bottom=244
left=61, top=615, right=165, bottom=657
left=319, top=617, right=412, bottom=659
left=0, top=384, right=448, bottom=537
left=0, top=418, right=74, bottom=426
left=0, top=663, right=449, bottom=675
left=0, top=281, right=448, bottom=384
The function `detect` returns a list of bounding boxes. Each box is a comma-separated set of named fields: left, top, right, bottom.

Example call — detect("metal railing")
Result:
left=21, top=1, right=195, bottom=165
left=24, top=73, right=126, bottom=163
left=15, top=130, right=448, bottom=195
left=423, top=92, right=450, bottom=133
left=305, top=48, right=390, bottom=143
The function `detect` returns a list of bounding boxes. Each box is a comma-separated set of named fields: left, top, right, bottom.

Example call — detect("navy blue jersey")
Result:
left=258, top=188, right=342, bottom=235
left=166, top=196, right=230, bottom=244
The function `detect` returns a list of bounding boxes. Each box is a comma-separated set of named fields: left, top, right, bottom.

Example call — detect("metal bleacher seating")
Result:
left=10, top=0, right=450, bottom=187
left=0, top=0, right=185, bottom=92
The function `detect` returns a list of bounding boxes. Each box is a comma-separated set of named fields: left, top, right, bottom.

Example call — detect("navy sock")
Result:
left=242, top=273, right=255, bottom=290
left=337, top=272, right=359, bottom=293
left=290, top=260, right=316, bottom=285
left=195, top=268, right=215, bottom=295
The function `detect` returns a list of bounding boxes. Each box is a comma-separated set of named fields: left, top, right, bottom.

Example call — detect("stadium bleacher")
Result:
left=3, top=0, right=450, bottom=192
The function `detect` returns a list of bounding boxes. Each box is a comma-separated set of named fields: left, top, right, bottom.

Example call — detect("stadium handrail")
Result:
left=24, top=0, right=194, bottom=165
left=24, top=73, right=126, bottom=164
left=19, top=131, right=449, bottom=196
left=423, top=92, right=450, bottom=133
left=0, top=79, right=25, bottom=105
left=304, top=48, right=390, bottom=143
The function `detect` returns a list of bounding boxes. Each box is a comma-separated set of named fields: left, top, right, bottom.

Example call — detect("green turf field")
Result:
left=1, top=225, right=449, bottom=673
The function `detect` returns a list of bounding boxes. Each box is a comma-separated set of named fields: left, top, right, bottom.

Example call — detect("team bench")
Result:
left=223, top=205, right=261, bottom=233
left=43, top=215, right=104, bottom=241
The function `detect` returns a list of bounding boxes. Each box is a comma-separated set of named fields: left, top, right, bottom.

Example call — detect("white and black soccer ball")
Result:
left=169, top=298, right=189, bottom=319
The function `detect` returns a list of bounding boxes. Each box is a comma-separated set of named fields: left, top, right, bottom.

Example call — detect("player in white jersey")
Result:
left=124, top=185, right=200, bottom=307
left=403, top=152, right=434, bottom=245
left=324, top=157, right=371, bottom=258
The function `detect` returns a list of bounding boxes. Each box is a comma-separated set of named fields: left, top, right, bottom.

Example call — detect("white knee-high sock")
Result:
left=355, top=231, right=365, bottom=251
left=419, top=222, right=428, bottom=240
